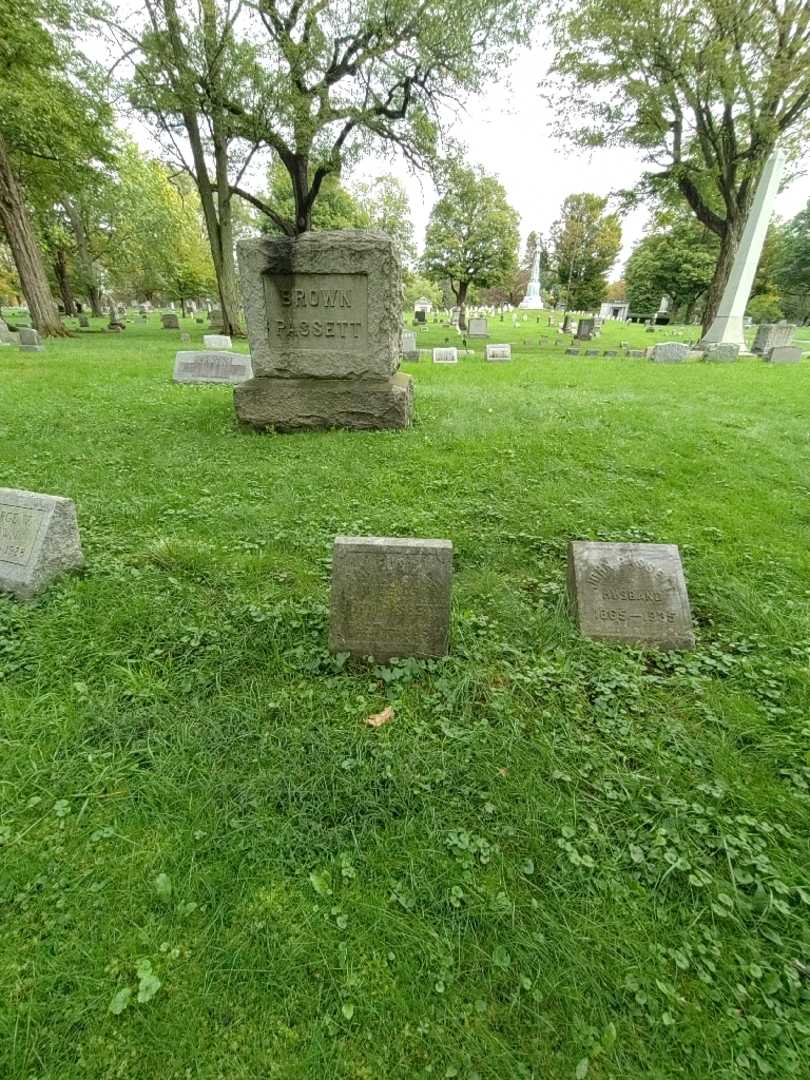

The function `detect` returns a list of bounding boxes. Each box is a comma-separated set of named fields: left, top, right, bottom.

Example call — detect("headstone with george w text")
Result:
left=0, top=488, right=85, bottom=599
left=235, top=232, right=412, bottom=431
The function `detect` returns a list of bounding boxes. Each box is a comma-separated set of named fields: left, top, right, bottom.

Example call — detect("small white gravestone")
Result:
left=467, top=317, right=489, bottom=338
left=203, top=334, right=232, bottom=350
left=0, top=488, right=84, bottom=599
left=401, top=330, right=418, bottom=360
left=651, top=342, right=689, bottom=363
left=173, top=351, right=252, bottom=384
left=568, top=541, right=694, bottom=649
left=18, top=328, right=44, bottom=353
left=766, top=345, right=801, bottom=364
left=432, top=348, right=458, bottom=364
left=486, top=344, right=512, bottom=362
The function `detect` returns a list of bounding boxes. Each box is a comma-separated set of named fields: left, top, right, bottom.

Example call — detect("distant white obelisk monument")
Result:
left=700, top=149, right=785, bottom=351
left=519, top=250, right=544, bottom=310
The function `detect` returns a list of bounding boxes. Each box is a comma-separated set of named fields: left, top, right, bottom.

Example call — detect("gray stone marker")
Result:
left=752, top=322, right=795, bottom=355
left=467, top=317, right=489, bottom=338
left=651, top=342, right=689, bottom=363
left=575, top=318, right=595, bottom=341
left=485, top=344, right=511, bottom=362
left=704, top=343, right=740, bottom=362
left=329, top=536, right=453, bottom=661
left=433, top=347, right=458, bottom=363
left=78, top=315, right=90, bottom=328
left=565, top=347, right=580, bottom=356
left=567, top=541, right=694, bottom=650
left=0, top=488, right=84, bottom=600
left=401, top=330, right=418, bottom=361
left=602, top=350, right=618, bottom=357
left=236, top=231, right=411, bottom=431
left=203, top=334, right=232, bottom=350
left=173, top=351, right=252, bottom=384
left=18, top=328, right=44, bottom=353
left=627, top=349, right=645, bottom=358
left=766, top=345, right=802, bottom=364
left=585, top=349, right=600, bottom=356
left=161, top=313, right=180, bottom=330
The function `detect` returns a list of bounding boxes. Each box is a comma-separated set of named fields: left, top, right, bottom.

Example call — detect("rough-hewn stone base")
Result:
left=235, top=373, right=413, bottom=432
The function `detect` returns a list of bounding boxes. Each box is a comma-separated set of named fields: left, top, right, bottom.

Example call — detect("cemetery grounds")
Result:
left=1, top=314, right=809, bottom=1079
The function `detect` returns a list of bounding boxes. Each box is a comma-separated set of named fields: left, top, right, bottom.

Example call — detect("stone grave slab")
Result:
left=567, top=541, right=694, bottom=650
left=18, top=328, right=44, bottom=353
left=602, top=350, right=618, bottom=357
left=401, top=330, right=418, bottom=361
left=704, top=343, right=740, bottom=362
left=203, top=334, right=232, bottom=350
left=0, top=488, right=84, bottom=599
left=766, top=345, right=801, bottom=363
left=161, top=313, right=180, bottom=330
left=485, top=344, right=511, bottom=362
left=651, top=342, right=689, bottom=363
left=235, top=372, right=412, bottom=432
left=433, top=348, right=458, bottom=363
left=752, top=322, right=795, bottom=355
left=627, top=349, right=645, bottom=357
left=585, top=349, right=600, bottom=356
left=329, top=536, right=452, bottom=661
left=173, top=351, right=252, bottom=384
left=467, top=317, right=489, bottom=338
left=564, top=347, right=580, bottom=356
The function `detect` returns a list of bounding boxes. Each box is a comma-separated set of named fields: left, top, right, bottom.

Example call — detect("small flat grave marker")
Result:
left=568, top=541, right=694, bottom=649
left=0, top=488, right=84, bottom=599
left=704, top=343, right=739, bottom=363
left=329, top=536, right=452, bottom=661
left=485, top=344, right=511, bottom=362
left=203, top=334, right=232, bottom=350
left=432, top=347, right=458, bottom=364
left=173, top=351, right=252, bottom=384
left=766, top=345, right=801, bottom=364
left=651, top=342, right=689, bottom=363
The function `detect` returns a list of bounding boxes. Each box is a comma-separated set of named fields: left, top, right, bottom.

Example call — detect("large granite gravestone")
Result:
left=567, top=541, right=694, bottom=649
left=651, top=342, right=689, bottom=363
left=203, top=334, right=232, bottom=350
left=575, top=318, right=595, bottom=341
left=752, top=323, right=795, bottom=355
left=235, top=232, right=412, bottom=431
left=161, top=313, right=180, bottom=330
left=173, top=351, right=252, bottom=384
left=467, top=317, right=489, bottom=338
left=486, top=344, right=511, bottom=362
left=432, top=348, right=458, bottom=363
left=766, top=345, right=801, bottom=364
left=0, top=489, right=84, bottom=599
left=18, top=328, right=44, bottom=353
left=329, top=536, right=453, bottom=661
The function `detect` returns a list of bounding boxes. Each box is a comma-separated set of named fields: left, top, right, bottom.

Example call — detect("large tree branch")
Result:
left=229, top=184, right=294, bottom=234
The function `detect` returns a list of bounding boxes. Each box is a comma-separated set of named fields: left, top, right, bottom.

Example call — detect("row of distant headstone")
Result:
left=0, top=490, right=695, bottom=654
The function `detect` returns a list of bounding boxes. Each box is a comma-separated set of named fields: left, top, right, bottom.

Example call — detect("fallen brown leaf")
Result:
left=365, top=706, right=394, bottom=728
left=498, top=767, right=509, bottom=778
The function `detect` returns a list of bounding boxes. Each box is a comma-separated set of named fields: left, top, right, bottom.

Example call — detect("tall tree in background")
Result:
left=423, top=164, right=520, bottom=329
left=774, top=202, right=810, bottom=323
left=545, top=0, right=810, bottom=332
left=624, top=213, right=719, bottom=321
left=0, top=0, right=111, bottom=334
left=355, top=176, right=416, bottom=268
left=550, top=193, right=621, bottom=311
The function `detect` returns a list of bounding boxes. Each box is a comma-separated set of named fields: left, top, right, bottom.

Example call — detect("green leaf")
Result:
left=492, top=945, right=511, bottom=969
left=137, top=972, right=162, bottom=1004
left=575, top=1057, right=589, bottom=1079
left=341, top=1002, right=355, bottom=1020
left=309, top=870, right=332, bottom=896
left=108, top=987, right=132, bottom=1015
left=153, top=873, right=172, bottom=899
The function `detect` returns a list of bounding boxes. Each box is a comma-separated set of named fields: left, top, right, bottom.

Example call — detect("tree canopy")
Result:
left=550, top=193, right=621, bottom=311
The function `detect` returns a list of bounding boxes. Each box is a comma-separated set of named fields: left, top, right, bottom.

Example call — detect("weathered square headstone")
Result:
left=78, top=314, right=90, bottom=328
left=651, top=342, right=689, bottom=363
left=766, top=345, right=801, bottom=363
left=576, top=318, right=595, bottom=340
left=752, top=322, right=795, bottom=355
left=432, top=347, right=458, bottom=363
left=329, top=536, right=452, bottom=661
left=704, top=343, right=740, bottom=362
left=0, top=488, right=84, bottom=599
left=235, top=232, right=412, bottom=431
left=565, top=347, right=580, bottom=356
left=18, top=328, right=44, bottom=352
left=467, top=317, right=489, bottom=338
left=161, top=313, right=180, bottom=330
left=485, top=344, right=511, bottom=362
left=567, top=541, right=694, bottom=649
left=173, top=351, right=252, bottom=384
left=203, top=334, right=232, bottom=350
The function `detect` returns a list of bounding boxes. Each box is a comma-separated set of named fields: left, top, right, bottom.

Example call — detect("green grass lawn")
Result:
left=1, top=313, right=809, bottom=1079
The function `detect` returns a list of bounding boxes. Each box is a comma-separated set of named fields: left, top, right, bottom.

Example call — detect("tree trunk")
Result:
left=701, top=221, right=742, bottom=334
left=457, top=280, right=469, bottom=331
left=63, top=198, right=103, bottom=317
left=214, top=137, right=244, bottom=337
left=289, top=154, right=312, bottom=233
left=54, top=247, right=76, bottom=316
left=180, top=297, right=187, bottom=317
left=0, top=133, right=66, bottom=336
